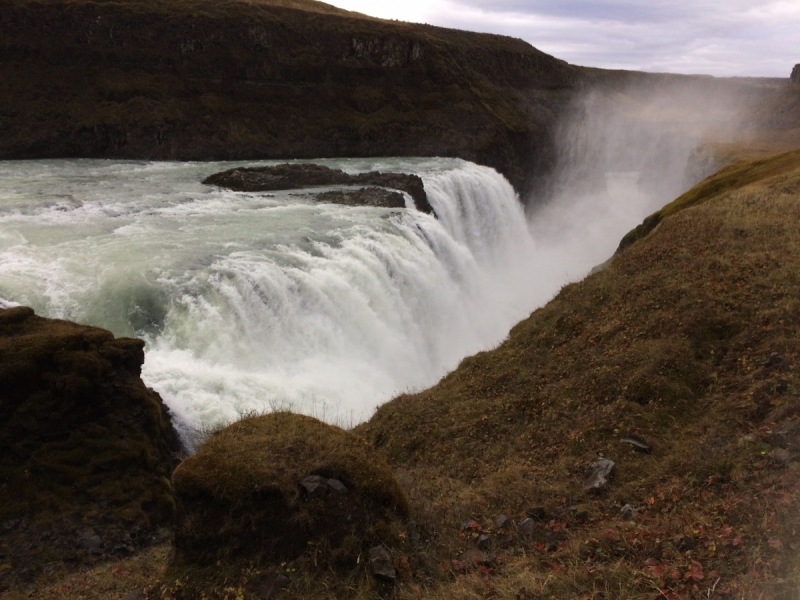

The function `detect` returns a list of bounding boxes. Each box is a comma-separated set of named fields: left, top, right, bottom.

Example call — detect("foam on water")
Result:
left=0, top=158, right=549, bottom=444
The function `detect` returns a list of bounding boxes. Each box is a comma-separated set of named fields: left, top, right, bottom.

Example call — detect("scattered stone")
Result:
left=299, top=475, right=329, bottom=499
left=768, top=422, right=798, bottom=449
left=460, top=519, right=481, bottom=532
left=121, top=591, right=143, bottom=600
left=526, top=507, right=547, bottom=521
left=477, top=534, right=492, bottom=550
left=516, top=518, right=535, bottom=538
left=368, top=545, right=396, bottom=582
left=620, top=433, right=652, bottom=453
left=494, top=514, right=510, bottom=530
left=761, top=352, right=785, bottom=368
left=769, top=447, right=790, bottom=467
left=327, top=478, right=349, bottom=495
left=77, top=529, right=103, bottom=553
left=583, top=459, right=616, bottom=492
left=619, top=504, right=638, bottom=520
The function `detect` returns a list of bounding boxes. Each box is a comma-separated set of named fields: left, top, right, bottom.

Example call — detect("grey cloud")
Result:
left=424, top=0, right=799, bottom=76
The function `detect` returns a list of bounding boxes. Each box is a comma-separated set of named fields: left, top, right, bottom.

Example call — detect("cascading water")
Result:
left=0, top=158, right=555, bottom=445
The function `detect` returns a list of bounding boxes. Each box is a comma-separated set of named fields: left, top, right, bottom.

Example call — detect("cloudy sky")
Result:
left=324, top=0, right=799, bottom=77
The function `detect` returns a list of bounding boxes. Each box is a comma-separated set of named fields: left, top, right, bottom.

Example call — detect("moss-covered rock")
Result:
left=172, top=412, right=408, bottom=568
left=0, top=306, right=181, bottom=584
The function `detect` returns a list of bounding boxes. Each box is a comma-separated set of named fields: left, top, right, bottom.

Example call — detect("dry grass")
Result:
left=173, top=412, right=407, bottom=512
left=356, top=149, right=800, bottom=599
left=6, top=545, right=170, bottom=600
left=17, top=148, right=800, bottom=600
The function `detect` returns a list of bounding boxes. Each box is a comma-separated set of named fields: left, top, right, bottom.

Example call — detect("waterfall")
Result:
left=0, top=158, right=546, bottom=445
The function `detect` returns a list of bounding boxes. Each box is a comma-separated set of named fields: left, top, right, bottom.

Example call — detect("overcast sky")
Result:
left=324, top=0, right=799, bottom=77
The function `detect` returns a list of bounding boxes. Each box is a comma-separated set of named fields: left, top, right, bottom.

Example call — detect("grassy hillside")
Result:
left=18, top=155, right=800, bottom=600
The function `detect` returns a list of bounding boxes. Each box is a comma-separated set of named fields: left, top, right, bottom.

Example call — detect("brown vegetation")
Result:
left=0, top=307, right=180, bottom=592
left=167, top=413, right=408, bottom=596
left=17, top=139, right=800, bottom=600
left=355, top=149, right=800, bottom=598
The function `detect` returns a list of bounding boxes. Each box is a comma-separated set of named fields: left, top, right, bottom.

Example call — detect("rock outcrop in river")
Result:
left=204, top=163, right=432, bottom=212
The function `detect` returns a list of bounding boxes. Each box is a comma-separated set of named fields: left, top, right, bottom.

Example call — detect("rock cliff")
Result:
left=0, top=306, right=181, bottom=588
left=0, top=0, right=580, bottom=196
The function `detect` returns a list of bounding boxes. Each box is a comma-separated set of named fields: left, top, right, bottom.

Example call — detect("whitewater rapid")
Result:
left=0, top=158, right=564, bottom=444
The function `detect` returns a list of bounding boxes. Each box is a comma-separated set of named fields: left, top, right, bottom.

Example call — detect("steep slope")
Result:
left=356, top=149, right=800, bottom=598
left=0, top=0, right=579, bottom=195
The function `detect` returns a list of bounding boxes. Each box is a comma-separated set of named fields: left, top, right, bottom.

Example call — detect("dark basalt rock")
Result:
left=0, top=306, right=182, bottom=587
left=792, top=64, right=800, bottom=84
left=315, top=187, right=406, bottom=209
left=368, top=545, right=396, bottom=582
left=204, top=164, right=432, bottom=214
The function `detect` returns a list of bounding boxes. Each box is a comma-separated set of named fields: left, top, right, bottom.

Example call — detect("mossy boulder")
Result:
left=0, top=306, right=181, bottom=582
left=171, top=412, right=409, bottom=568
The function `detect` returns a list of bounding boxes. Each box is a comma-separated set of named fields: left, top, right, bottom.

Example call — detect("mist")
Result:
left=525, top=76, right=758, bottom=281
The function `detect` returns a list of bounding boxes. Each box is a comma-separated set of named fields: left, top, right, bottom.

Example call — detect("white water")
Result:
left=0, top=157, right=579, bottom=445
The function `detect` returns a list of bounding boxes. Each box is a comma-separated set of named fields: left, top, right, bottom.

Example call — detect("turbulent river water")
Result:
left=0, top=157, right=660, bottom=445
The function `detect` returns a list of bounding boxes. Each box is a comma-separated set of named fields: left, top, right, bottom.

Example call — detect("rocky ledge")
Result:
left=203, top=163, right=433, bottom=214
left=0, top=306, right=181, bottom=591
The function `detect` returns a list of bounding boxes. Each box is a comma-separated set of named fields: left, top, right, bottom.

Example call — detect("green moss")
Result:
left=618, top=149, right=800, bottom=253
left=172, top=412, right=408, bottom=567
left=0, top=306, right=181, bottom=530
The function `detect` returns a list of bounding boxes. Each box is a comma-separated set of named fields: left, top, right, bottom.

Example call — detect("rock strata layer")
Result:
left=0, top=306, right=181, bottom=588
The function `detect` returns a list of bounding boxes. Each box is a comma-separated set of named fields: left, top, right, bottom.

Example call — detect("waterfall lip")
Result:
left=0, top=157, right=542, bottom=446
